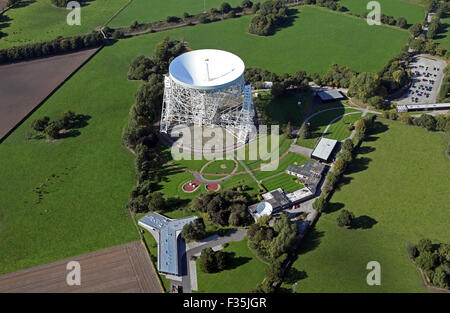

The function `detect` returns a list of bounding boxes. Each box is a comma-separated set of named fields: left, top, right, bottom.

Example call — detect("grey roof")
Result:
left=287, top=161, right=325, bottom=177
left=312, top=138, right=338, bottom=161
left=406, top=103, right=450, bottom=111
left=138, top=212, right=197, bottom=276
left=317, top=89, right=344, bottom=101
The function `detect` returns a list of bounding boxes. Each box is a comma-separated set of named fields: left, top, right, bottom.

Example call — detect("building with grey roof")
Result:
left=138, top=212, right=197, bottom=277
left=286, top=160, right=326, bottom=194
left=311, top=138, right=338, bottom=162
left=317, top=89, right=345, bottom=103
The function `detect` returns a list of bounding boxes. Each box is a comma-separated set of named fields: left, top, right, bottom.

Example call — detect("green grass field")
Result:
left=283, top=120, right=449, bottom=292
left=107, top=0, right=252, bottom=27
left=202, top=159, right=237, bottom=175
left=324, top=112, right=362, bottom=141
left=262, top=173, right=304, bottom=193
left=0, top=0, right=128, bottom=48
left=253, top=152, right=309, bottom=181
left=339, top=0, right=425, bottom=25
left=195, top=237, right=267, bottom=292
left=435, top=16, right=450, bottom=51
left=165, top=5, right=410, bottom=74
left=296, top=106, right=358, bottom=148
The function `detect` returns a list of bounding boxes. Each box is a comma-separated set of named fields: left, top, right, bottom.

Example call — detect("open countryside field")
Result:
left=283, top=120, right=450, bottom=292
left=107, top=0, right=254, bottom=27
left=167, top=6, right=411, bottom=74
left=339, top=0, right=425, bottom=25
left=195, top=238, right=267, bottom=293
left=435, top=16, right=450, bottom=50
left=0, top=0, right=127, bottom=48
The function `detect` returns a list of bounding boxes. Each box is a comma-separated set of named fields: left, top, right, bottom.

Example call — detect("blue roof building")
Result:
left=138, top=212, right=197, bottom=277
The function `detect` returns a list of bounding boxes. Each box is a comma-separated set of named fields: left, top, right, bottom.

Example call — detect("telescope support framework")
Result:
left=160, top=75, right=255, bottom=144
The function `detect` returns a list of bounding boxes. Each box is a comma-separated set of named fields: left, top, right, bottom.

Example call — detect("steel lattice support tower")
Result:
left=160, top=75, right=255, bottom=144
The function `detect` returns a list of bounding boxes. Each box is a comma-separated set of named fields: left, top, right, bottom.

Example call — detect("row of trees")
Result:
left=192, top=189, right=253, bottom=227
left=386, top=110, right=450, bottom=133
left=313, top=116, right=376, bottom=212
left=245, top=67, right=310, bottom=95
left=124, top=141, right=195, bottom=215
left=51, top=0, right=69, bottom=7
left=124, top=1, right=256, bottom=34
left=30, top=110, right=79, bottom=140
left=0, top=32, right=103, bottom=64
left=6, top=0, right=21, bottom=8
left=407, top=239, right=449, bottom=290
left=249, top=214, right=298, bottom=292
left=248, top=0, right=288, bottom=36
left=122, top=38, right=185, bottom=148
left=304, top=0, right=347, bottom=13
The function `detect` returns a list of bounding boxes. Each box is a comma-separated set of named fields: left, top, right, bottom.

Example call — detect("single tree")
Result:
left=336, top=209, right=355, bottom=228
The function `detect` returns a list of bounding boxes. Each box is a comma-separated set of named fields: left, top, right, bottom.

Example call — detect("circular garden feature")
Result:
left=199, top=159, right=238, bottom=181
left=206, top=183, right=220, bottom=191
left=182, top=179, right=201, bottom=193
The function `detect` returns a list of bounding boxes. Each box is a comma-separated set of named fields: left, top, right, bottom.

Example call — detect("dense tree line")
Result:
left=6, top=0, right=21, bottom=7
left=0, top=32, right=103, bottom=64
left=245, top=67, right=310, bottom=95
left=248, top=0, right=288, bottom=36
left=304, top=0, right=347, bottom=12
left=315, top=116, right=376, bottom=210
left=247, top=214, right=298, bottom=262
left=51, top=0, right=69, bottom=7
left=192, top=189, right=252, bottom=226
left=407, top=239, right=449, bottom=290
left=378, top=50, right=410, bottom=97
left=248, top=214, right=298, bottom=292
left=123, top=38, right=185, bottom=148
left=413, top=113, right=450, bottom=132
left=125, top=141, right=192, bottom=215
left=311, top=63, right=357, bottom=88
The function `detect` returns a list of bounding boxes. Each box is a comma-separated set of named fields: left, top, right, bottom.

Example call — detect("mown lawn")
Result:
left=296, top=107, right=358, bottom=148
left=0, top=0, right=128, bottom=48
left=195, top=237, right=267, bottom=293
left=262, top=173, right=304, bottom=193
left=202, top=159, right=237, bottom=175
left=339, top=0, right=425, bottom=25
left=283, top=120, right=449, bottom=292
left=253, top=152, right=309, bottom=181
left=434, top=16, right=450, bottom=51
left=324, top=112, right=362, bottom=141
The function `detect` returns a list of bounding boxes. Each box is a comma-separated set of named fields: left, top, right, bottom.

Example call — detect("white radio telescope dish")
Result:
left=169, top=49, right=245, bottom=90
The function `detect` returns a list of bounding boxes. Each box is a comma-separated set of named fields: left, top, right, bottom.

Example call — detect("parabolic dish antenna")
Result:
left=169, top=49, right=245, bottom=90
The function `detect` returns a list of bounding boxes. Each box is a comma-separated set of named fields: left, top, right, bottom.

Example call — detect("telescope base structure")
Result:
left=160, top=75, right=255, bottom=146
